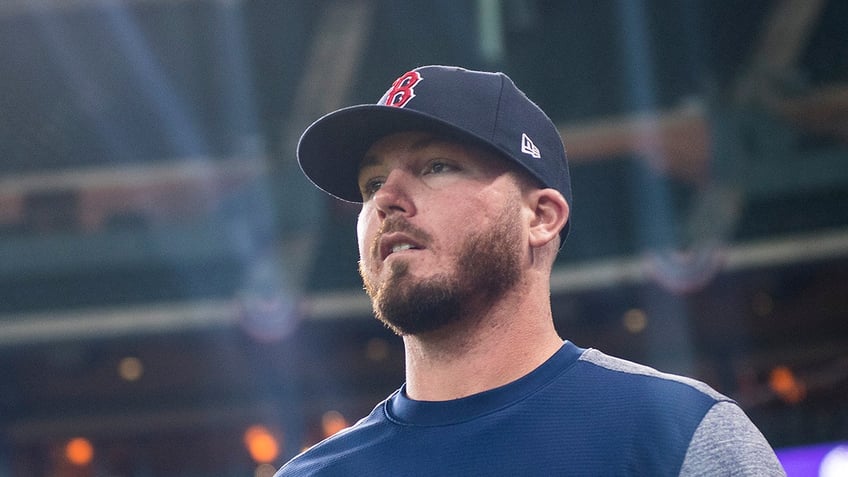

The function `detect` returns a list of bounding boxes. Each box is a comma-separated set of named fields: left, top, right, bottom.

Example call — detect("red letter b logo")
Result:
left=383, top=71, right=422, bottom=108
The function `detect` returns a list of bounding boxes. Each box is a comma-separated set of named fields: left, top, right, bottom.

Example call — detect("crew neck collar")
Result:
left=385, top=341, right=583, bottom=427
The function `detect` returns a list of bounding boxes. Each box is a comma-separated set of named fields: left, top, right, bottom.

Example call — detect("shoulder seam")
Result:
left=577, top=348, right=731, bottom=403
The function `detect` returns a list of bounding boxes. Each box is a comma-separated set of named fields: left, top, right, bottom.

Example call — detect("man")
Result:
left=277, top=66, right=785, bottom=476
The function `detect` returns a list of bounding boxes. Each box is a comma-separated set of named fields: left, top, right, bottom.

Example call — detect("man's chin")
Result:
left=372, top=276, right=464, bottom=336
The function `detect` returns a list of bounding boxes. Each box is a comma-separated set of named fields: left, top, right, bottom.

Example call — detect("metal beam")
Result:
left=0, top=157, right=266, bottom=231
left=735, top=0, right=828, bottom=103
left=2, top=227, right=847, bottom=347
left=0, top=0, right=199, bottom=16
left=560, top=101, right=710, bottom=182
left=280, top=0, right=375, bottom=156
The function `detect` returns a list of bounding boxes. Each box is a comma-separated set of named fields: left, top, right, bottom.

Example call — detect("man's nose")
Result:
left=372, top=170, right=416, bottom=220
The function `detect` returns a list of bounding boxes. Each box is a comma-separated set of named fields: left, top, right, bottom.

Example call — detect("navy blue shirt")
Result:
left=277, top=341, right=783, bottom=476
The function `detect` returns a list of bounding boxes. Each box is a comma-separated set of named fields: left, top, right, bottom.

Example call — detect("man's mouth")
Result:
left=379, top=235, right=424, bottom=261
left=391, top=243, right=417, bottom=253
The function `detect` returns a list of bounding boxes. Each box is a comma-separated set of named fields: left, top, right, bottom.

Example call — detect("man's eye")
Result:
left=361, top=178, right=384, bottom=197
left=425, top=161, right=453, bottom=175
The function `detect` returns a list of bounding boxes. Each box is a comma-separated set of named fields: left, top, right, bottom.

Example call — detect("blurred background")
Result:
left=1, top=0, right=847, bottom=475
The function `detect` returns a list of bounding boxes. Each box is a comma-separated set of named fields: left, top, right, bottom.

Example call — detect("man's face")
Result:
left=356, top=131, right=527, bottom=335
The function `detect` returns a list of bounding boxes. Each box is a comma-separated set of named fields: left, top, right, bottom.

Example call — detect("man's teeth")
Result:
left=391, top=244, right=415, bottom=253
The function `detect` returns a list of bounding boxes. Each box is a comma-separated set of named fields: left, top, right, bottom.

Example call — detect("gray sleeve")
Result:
left=679, top=401, right=786, bottom=476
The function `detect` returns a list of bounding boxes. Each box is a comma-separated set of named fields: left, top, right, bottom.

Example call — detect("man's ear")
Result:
left=527, top=188, right=569, bottom=248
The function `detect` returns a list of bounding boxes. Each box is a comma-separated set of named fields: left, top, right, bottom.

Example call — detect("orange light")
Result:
left=622, top=308, right=648, bottom=334
left=366, top=338, right=390, bottom=361
left=118, top=356, right=144, bottom=381
left=321, top=410, right=349, bottom=438
left=244, top=425, right=280, bottom=464
left=769, top=366, right=806, bottom=404
left=65, top=437, right=94, bottom=466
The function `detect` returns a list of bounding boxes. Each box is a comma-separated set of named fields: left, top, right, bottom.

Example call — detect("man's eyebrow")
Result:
left=409, top=135, right=454, bottom=151
left=358, top=154, right=381, bottom=172
left=359, top=135, right=457, bottom=172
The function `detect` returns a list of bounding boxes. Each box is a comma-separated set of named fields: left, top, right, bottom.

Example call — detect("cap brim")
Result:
left=297, top=105, right=495, bottom=203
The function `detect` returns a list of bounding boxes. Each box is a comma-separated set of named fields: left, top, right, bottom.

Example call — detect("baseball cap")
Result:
left=297, top=65, right=572, bottom=241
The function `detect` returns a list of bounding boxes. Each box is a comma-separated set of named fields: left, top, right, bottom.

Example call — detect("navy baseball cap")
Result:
left=297, top=65, right=572, bottom=241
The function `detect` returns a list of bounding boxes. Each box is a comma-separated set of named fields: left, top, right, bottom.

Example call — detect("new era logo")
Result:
left=521, top=133, right=541, bottom=158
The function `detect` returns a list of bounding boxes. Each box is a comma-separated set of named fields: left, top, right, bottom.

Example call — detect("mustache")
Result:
left=370, top=217, right=433, bottom=260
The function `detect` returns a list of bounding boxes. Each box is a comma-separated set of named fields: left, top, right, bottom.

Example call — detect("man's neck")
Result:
left=401, top=290, right=563, bottom=401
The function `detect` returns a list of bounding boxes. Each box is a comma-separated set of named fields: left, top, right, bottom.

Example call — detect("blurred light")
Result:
left=769, top=365, right=806, bottom=404
left=751, top=291, right=774, bottom=317
left=237, top=256, right=300, bottom=343
left=244, top=425, right=281, bottom=464
left=478, top=0, right=504, bottom=62
left=65, top=437, right=94, bottom=466
left=821, top=445, right=848, bottom=477
left=622, top=308, right=648, bottom=334
left=321, top=410, right=349, bottom=438
left=366, top=337, right=389, bottom=362
left=254, top=463, right=278, bottom=477
left=776, top=442, right=848, bottom=477
left=118, top=356, right=144, bottom=381
left=647, top=247, right=724, bottom=294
